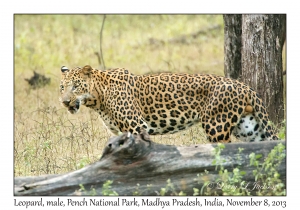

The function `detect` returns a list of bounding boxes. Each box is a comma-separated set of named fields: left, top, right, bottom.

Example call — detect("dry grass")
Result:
left=14, top=14, right=225, bottom=176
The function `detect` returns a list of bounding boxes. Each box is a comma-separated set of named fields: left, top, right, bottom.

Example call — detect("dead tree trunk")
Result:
left=15, top=132, right=286, bottom=196
left=223, top=14, right=242, bottom=80
left=241, top=14, right=286, bottom=124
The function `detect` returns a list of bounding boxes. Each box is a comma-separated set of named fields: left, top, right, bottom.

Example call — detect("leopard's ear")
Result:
left=82, top=65, right=92, bottom=76
left=61, top=66, right=69, bottom=73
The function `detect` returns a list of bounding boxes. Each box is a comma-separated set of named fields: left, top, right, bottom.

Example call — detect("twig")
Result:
left=100, top=15, right=106, bottom=69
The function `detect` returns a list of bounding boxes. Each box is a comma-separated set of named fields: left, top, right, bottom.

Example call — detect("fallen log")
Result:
left=14, top=131, right=286, bottom=196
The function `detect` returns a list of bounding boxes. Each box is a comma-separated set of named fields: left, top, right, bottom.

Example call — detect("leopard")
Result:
left=59, top=65, right=278, bottom=143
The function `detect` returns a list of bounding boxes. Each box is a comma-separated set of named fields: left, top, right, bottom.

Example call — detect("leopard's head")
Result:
left=59, top=65, right=94, bottom=114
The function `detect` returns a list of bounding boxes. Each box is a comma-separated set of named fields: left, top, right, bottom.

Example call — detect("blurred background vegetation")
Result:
left=14, top=15, right=284, bottom=177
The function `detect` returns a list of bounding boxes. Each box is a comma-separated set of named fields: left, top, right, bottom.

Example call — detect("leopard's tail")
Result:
left=248, top=90, right=279, bottom=141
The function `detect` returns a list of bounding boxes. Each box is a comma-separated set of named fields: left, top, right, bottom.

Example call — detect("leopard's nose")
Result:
left=63, top=100, right=70, bottom=106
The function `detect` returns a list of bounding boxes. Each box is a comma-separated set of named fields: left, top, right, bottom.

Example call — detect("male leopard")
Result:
left=59, top=65, right=278, bottom=143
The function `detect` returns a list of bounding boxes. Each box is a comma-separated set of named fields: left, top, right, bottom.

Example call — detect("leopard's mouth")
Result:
left=67, top=100, right=80, bottom=114
left=61, top=94, right=92, bottom=114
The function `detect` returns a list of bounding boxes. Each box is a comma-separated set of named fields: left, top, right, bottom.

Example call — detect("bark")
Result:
left=15, top=131, right=286, bottom=196
left=223, top=15, right=242, bottom=79
left=241, top=14, right=286, bottom=124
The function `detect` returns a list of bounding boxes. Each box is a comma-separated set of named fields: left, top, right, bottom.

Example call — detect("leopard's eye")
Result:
left=60, top=85, right=64, bottom=91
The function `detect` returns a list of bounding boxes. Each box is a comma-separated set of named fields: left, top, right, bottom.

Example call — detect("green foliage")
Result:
left=193, top=187, right=200, bottom=196
left=160, top=179, right=186, bottom=196
left=250, top=143, right=286, bottom=196
left=211, top=143, right=226, bottom=171
left=278, top=120, right=286, bottom=139
left=194, top=143, right=286, bottom=196
left=76, top=156, right=90, bottom=169
left=79, top=184, right=97, bottom=196
left=132, top=183, right=153, bottom=196
left=211, top=144, right=250, bottom=195
left=101, top=180, right=119, bottom=196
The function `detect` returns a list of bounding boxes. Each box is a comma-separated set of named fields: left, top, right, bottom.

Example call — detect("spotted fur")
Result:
left=59, top=65, right=278, bottom=143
